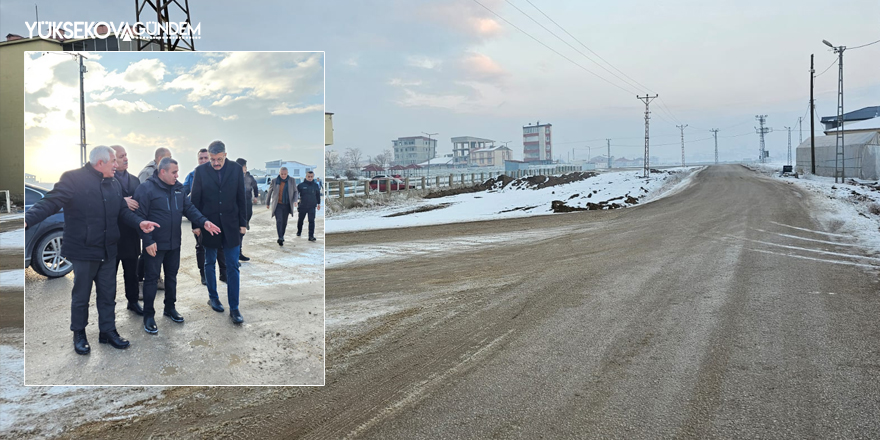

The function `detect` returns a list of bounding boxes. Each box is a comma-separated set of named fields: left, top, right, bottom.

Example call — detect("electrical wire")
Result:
left=814, top=57, right=838, bottom=77
left=470, top=0, right=636, bottom=95
left=849, top=38, right=880, bottom=50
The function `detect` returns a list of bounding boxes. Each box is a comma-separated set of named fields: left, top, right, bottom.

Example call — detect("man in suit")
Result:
left=110, top=145, right=143, bottom=315
left=184, top=148, right=226, bottom=284
left=25, top=146, right=160, bottom=355
left=190, top=141, right=248, bottom=324
left=137, top=147, right=172, bottom=289
left=135, top=157, right=220, bottom=334
left=266, top=167, right=298, bottom=246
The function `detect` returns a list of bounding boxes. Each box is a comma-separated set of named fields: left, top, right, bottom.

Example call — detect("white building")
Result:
left=393, top=136, right=437, bottom=166
left=265, top=160, right=317, bottom=180
left=469, top=145, right=512, bottom=167
left=451, top=136, right=494, bottom=166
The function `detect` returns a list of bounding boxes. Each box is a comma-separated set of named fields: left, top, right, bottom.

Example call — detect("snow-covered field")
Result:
left=0, top=228, right=24, bottom=255
left=327, top=167, right=702, bottom=234
left=747, top=162, right=880, bottom=256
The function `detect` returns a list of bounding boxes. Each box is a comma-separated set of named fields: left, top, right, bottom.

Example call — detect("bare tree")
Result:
left=371, top=149, right=393, bottom=169
left=325, top=150, right=342, bottom=173
left=343, top=147, right=364, bottom=171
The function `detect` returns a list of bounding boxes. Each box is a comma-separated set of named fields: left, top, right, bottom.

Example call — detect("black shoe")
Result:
left=296, top=232, right=302, bottom=237
left=309, top=236, right=317, bottom=242
left=239, top=254, right=250, bottom=261
left=220, top=274, right=227, bottom=283
left=278, top=239, right=284, bottom=246
left=230, top=309, right=244, bottom=324
left=73, top=330, right=90, bottom=355
left=201, top=273, right=206, bottom=285
left=98, top=329, right=131, bottom=349
left=208, top=298, right=225, bottom=313
left=143, top=316, right=158, bottom=334
left=127, top=301, right=144, bottom=316
left=164, top=308, right=184, bottom=323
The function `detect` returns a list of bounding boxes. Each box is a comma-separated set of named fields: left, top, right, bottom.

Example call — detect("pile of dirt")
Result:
left=514, top=172, right=598, bottom=190
left=384, top=203, right=453, bottom=217
left=551, top=194, right=640, bottom=213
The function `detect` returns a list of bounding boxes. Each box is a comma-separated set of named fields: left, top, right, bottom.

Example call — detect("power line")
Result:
left=470, top=0, right=636, bottom=95
left=521, top=0, right=654, bottom=93
left=849, top=38, right=880, bottom=50
left=815, top=57, right=838, bottom=77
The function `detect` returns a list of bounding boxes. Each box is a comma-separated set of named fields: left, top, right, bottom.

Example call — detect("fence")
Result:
left=327, top=165, right=583, bottom=200
left=1, top=190, right=11, bottom=213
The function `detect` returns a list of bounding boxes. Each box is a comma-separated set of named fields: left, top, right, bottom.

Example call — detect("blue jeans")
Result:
left=205, top=245, right=240, bottom=310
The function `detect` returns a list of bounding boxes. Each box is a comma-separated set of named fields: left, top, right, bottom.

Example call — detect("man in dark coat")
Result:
left=185, top=148, right=226, bottom=284
left=25, top=146, right=159, bottom=355
left=190, top=140, right=248, bottom=324
left=295, top=170, right=322, bottom=242
left=266, top=167, right=299, bottom=246
left=134, top=157, right=220, bottom=334
left=235, top=158, right=260, bottom=261
left=110, top=145, right=144, bottom=315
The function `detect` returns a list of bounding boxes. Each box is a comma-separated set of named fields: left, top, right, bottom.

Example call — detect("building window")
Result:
left=294, top=169, right=300, bottom=176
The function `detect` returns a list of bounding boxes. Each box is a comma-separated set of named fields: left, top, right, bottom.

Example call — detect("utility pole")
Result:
left=710, top=129, right=719, bottom=165
left=824, top=40, right=846, bottom=182
left=755, top=115, right=771, bottom=163
left=78, top=54, right=87, bottom=167
left=637, top=94, right=659, bottom=177
left=676, top=124, right=688, bottom=167
left=606, top=139, right=611, bottom=169
left=422, top=132, right=438, bottom=181
left=810, top=54, right=816, bottom=174
left=785, top=126, right=792, bottom=166
left=798, top=116, right=803, bottom=145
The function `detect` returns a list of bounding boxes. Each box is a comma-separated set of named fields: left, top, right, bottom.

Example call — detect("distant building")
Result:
left=505, top=160, right=530, bottom=173
left=417, top=154, right=455, bottom=170
left=451, top=136, right=494, bottom=166
left=523, top=122, right=552, bottom=163
left=822, top=116, right=880, bottom=136
left=265, top=160, right=316, bottom=179
left=796, top=132, right=880, bottom=179
left=613, top=157, right=644, bottom=168
left=393, top=136, right=437, bottom=166
left=325, top=112, right=334, bottom=146
left=821, top=106, right=880, bottom=131
left=470, top=145, right=512, bottom=167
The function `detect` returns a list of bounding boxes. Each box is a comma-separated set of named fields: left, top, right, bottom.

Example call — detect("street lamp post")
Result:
left=422, top=131, right=438, bottom=185
left=823, top=39, right=846, bottom=183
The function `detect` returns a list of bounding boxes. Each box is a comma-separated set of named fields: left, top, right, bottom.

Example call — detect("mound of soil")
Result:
left=384, top=203, right=453, bottom=217
left=424, top=175, right=515, bottom=199
left=425, top=172, right=597, bottom=199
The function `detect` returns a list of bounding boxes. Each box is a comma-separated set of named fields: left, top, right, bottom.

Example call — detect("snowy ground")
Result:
left=746, top=162, right=880, bottom=257
left=327, top=167, right=702, bottom=234
left=0, top=229, right=24, bottom=256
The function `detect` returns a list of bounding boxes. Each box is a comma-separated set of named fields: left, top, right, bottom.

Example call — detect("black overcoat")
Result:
left=190, top=159, right=247, bottom=249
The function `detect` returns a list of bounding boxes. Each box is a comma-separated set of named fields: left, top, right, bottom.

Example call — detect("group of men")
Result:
left=24, top=141, right=319, bottom=355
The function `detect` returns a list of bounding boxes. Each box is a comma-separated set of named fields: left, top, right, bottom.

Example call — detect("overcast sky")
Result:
left=23, top=51, right=323, bottom=181
left=3, top=0, right=878, bottom=165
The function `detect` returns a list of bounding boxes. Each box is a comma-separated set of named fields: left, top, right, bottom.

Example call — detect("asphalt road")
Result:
left=22, top=211, right=324, bottom=386
left=62, top=165, right=880, bottom=438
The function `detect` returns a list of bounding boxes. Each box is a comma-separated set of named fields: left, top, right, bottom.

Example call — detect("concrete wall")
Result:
left=0, top=39, right=62, bottom=203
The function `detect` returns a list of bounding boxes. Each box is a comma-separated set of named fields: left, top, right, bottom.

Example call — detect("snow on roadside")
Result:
left=0, top=330, right=167, bottom=438
left=746, top=162, right=880, bottom=256
left=0, top=228, right=24, bottom=255
left=327, top=167, right=702, bottom=233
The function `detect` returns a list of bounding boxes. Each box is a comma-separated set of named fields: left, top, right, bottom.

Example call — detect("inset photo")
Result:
left=23, top=51, right=325, bottom=386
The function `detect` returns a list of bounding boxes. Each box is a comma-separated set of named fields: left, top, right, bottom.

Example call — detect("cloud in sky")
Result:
left=24, top=51, right=325, bottom=180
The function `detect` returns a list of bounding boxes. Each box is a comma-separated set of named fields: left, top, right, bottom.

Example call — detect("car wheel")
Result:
left=32, top=230, right=73, bottom=278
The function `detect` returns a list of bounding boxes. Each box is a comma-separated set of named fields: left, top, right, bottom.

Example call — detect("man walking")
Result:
left=235, top=158, right=260, bottom=261
left=266, top=167, right=298, bottom=246
left=110, top=145, right=143, bottom=315
left=184, top=148, right=226, bottom=284
left=134, top=157, right=220, bottom=334
left=25, top=146, right=159, bottom=355
left=190, top=141, right=248, bottom=324
left=296, top=170, right=322, bottom=242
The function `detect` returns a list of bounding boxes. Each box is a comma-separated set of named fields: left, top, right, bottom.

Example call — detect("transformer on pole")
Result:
left=637, top=94, right=659, bottom=177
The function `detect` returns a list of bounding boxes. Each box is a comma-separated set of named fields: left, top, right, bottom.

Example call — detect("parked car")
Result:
left=24, top=183, right=72, bottom=278
left=369, top=176, right=414, bottom=192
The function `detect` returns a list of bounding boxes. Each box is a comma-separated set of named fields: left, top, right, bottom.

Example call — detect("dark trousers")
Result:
left=205, top=245, right=240, bottom=310
left=115, top=256, right=139, bottom=304
left=70, top=259, right=117, bottom=332
left=196, top=232, right=226, bottom=276
left=275, top=204, right=291, bottom=240
left=137, top=254, right=162, bottom=282
left=297, top=205, right=316, bottom=237
left=241, top=203, right=254, bottom=253
left=142, top=248, right=180, bottom=318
